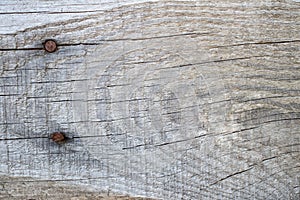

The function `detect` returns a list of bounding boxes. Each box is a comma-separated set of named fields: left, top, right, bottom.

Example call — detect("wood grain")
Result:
left=0, top=0, right=299, bottom=199
left=0, top=175, right=154, bottom=200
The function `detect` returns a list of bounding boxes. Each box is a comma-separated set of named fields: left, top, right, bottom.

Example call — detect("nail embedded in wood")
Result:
left=43, top=39, right=57, bottom=53
left=50, top=132, right=66, bottom=143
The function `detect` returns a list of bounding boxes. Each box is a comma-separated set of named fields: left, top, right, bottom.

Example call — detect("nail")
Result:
left=50, top=132, right=66, bottom=143
left=43, top=39, right=57, bottom=53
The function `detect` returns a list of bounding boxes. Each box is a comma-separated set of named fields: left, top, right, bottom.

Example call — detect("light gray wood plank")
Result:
left=0, top=0, right=299, bottom=199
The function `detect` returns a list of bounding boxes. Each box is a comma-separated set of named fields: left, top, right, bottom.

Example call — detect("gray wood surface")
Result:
left=0, top=0, right=299, bottom=199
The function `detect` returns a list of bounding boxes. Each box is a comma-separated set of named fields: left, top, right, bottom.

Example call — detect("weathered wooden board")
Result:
left=0, top=0, right=299, bottom=199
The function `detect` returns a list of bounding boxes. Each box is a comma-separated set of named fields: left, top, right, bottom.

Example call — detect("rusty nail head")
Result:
left=43, top=39, right=57, bottom=53
left=51, top=132, right=65, bottom=143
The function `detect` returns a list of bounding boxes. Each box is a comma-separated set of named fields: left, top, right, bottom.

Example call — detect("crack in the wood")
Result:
left=210, top=39, right=300, bottom=48
left=0, top=133, right=126, bottom=141
left=1, top=38, right=298, bottom=55
left=222, top=126, right=259, bottom=136
left=0, top=136, right=49, bottom=141
left=237, top=95, right=300, bottom=103
left=161, top=55, right=268, bottom=70
left=30, top=79, right=89, bottom=84
left=209, top=167, right=254, bottom=186
left=61, top=32, right=212, bottom=45
left=0, top=32, right=208, bottom=51
left=249, top=151, right=300, bottom=167
left=0, top=47, right=43, bottom=51
left=238, top=113, right=300, bottom=125
left=233, top=165, right=300, bottom=194
left=122, top=134, right=208, bottom=150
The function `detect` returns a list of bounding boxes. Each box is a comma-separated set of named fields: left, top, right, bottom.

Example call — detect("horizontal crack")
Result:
left=122, top=134, right=208, bottom=150
left=1, top=38, right=297, bottom=52
left=211, top=39, right=300, bottom=48
left=0, top=32, right=210, bottom=51
left=0, top=47, right=43, bottom=51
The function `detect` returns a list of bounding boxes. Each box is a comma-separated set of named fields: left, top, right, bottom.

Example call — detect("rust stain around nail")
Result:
left=43, top=39, right=57, bottom=53
left=50, top=132, right=65, bottom=143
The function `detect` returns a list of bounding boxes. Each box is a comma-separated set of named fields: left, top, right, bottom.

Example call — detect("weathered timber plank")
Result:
left=0, top=175, right=154, bottom=200
left=0, top=0, right=299, bottom=199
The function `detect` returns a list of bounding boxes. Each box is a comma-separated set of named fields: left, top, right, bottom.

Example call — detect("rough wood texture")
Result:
left=0, top=0, right=299, bottom=199
left=0, top=176, right=154, bottom=200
